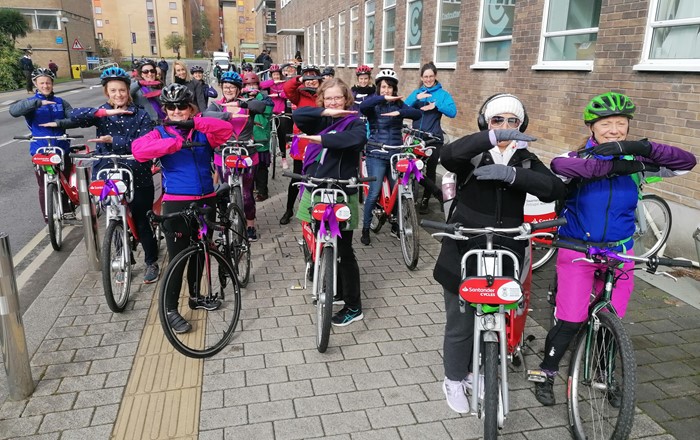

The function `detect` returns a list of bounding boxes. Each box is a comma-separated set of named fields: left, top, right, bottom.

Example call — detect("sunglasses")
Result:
left=141, top=69, right=156, bottom=74
left=490, top=116, right=521, bottom=128
left=165, top=103, right=190, bottom=111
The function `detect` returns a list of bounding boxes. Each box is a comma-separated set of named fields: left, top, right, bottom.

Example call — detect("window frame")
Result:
left=380, top=0, right=397, bottom=67
left=338, top=11, right=346, bottom=66
left=329, top=16, right=336, bottom=66
left=306, top=26, right=312, bottom=64
left=171, top=17, right=178, bottom=25
left=349, top=6, right=360, bottom=66
left=364, top=0, right=376, bottom=67
left=471, top=0, right=513, bottom=70
left=22, top=10, right=60, bottom=31
left=432, top=0, right=460, bottom=69
left=320, top=20, right=326, bottom=66
left=403, top=0, right=423, bottom=69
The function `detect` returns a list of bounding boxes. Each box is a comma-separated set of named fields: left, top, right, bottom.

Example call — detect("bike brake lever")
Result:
left=572, top=257, right=594, bottom=264
left=655, top=271, right=678, bottom=282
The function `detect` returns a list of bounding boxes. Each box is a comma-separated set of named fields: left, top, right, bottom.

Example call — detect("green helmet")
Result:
left=583, top=92, right=635, bottom=123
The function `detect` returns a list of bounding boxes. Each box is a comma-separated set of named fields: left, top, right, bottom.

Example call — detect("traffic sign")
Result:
left=72, top=38, right=84, bottom=50
left=56, top=36, right=63, bottom=45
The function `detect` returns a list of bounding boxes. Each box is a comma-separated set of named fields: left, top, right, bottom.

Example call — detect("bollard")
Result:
left=694, top=225, right=700, bottom=264
left=0, top=233, right=34, bottom=400
left=77, top=167, right=101, bottom=271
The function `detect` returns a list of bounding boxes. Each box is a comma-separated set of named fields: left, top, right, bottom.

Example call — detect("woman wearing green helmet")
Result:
left=532, top=91, right=697, bottom=407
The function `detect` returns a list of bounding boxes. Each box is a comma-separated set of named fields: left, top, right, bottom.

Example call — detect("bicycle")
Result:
left=148, top=194, right=243, bottom=358
left=284, top=171, right=373, bottom=353
left=269, top=112, right=292, bottom=180
left=537, top=239, right=694, bottom=439
left=15, top=133, right=87, bottom=251
left=363, top=137, right=435, bottom=270
left=422, top=217, right=566, bottom=439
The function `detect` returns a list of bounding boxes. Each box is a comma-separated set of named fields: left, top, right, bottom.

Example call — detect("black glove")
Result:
left=591, top=139, right=652, bottom=157
left=164, top=119, right=195, bottom=130
left=491, top=129, right=537, bottom=144
left=609, top=160, right=659, bottom=176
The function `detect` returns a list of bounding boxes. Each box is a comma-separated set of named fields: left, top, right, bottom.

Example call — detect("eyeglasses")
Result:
left=323, top=96, right=345, bottom=103
left=222, top=85, right=238, bottom=91
left=141, top=69, right=155, bottom=74
left=164, top=103, right=190, bottom=111
left=490, top=116, right=521, bottom=128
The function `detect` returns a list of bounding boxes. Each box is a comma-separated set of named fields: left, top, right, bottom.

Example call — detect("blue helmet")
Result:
left=100, top=67, right=130, bottom=86
left=220, top=71, right=243, bottom=88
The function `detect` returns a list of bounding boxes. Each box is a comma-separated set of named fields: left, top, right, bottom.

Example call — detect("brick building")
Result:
left=278, top=0, right=700, bottom=258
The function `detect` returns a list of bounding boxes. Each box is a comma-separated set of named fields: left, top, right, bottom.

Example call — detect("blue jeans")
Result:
left=363, top=155, right=395, bottom=228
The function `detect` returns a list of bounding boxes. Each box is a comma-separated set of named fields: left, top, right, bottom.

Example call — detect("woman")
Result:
left=405, top=61, right=457, bottom=214
left=132, top=84, right=233, bottom=333
left=435, top=94, right=566, bottom=414
left=205, top=71, right=273, bottom=242
left=240, top=72, right=274, bottom=203
left=69, top=67, right=159, bottom=284
left=130, top=59, right=165, bottom=122
left=533, top=92, right=697, bottom=406
left=293, top=78, right=367, bottom=327
left=351, top=65, right=375, bottom=110
left=188, top=65, right=211, bottom=112
left=359, top=69, right=422, bottom=245
left=278, top=65, right=323, bottom=226
left=260, top=64, right=292, bottom=171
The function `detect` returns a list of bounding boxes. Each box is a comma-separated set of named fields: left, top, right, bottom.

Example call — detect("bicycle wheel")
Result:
left=483, top=340, right=499, bottom=439
left=316, top=247, right=334, bottom=353
left=102, top=219, right=131, bottom=313
left=633, top=194, right=672, bottom=258
left=399, top=194, right=420, bottom=270
left=227, top=203, right=250, bottom=287
left=232, top=185, right=244, bottom=213
left=532, top=243, right=557, bottom=271
left=158, top=245, right=241, bottom=358
left=270, top=132, right=278, bottom=180
left=567, top=312, right=636, bottom=440
left=369, top=204, right=385, bottom=233
left=46, top=183, right=63, bottom=251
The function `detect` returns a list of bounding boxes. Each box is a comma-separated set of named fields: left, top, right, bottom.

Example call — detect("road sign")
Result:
left=56, top=36, right=63, bottom=45
left=72, top=38, right=84, bottom=50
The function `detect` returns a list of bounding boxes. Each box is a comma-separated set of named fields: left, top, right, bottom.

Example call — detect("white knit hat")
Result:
left=484, top=95, right=525, bottom=122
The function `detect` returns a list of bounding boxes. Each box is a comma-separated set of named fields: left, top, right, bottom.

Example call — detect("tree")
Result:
left=192, top=15, right=213, bottom=55
left=0, top=8, right=31, bottom=47
left=165, top=34, right=185, bottom=59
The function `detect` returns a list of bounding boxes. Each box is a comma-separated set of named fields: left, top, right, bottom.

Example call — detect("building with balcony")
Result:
left=254, top=0, right=278, bottom=62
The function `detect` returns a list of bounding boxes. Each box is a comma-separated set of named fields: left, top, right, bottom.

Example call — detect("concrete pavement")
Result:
left=1, top=165, right=699, bottom=440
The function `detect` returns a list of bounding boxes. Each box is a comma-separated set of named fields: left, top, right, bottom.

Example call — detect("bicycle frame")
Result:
left=33, top=146, right=80, bottom=218
left=222, top=145, right=251, bottom=192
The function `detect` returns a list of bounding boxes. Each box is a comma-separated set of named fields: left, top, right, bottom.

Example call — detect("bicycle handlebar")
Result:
left=148, top=203, right=215, bottom=223
left=402, top=125, right=439, bottom=139
left=551, top=239, right=696, bottom=268
left=282, top=171, right=375, bottom=185
left=14, top=134, right=84, bottom=141
left=71, top=152, right=134, bottom=160
left=420, top=217, right=568, bottom=237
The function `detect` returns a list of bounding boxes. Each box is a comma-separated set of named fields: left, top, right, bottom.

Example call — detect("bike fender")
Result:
left=483, top=330, right=499, bottom=343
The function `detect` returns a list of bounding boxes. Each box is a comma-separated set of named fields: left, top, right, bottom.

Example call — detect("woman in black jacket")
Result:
left=292, top=78, right=368, bottom=327
left=435, top=94, right=566, bottom=414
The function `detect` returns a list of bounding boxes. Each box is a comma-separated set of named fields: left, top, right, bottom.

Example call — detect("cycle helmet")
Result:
left=375, top=69, right=398, bottom=86
left=100, top=67, right=131, bottom=86
left=301, top=64, right=321, bottom=76
left=190, top=65, right=204, bottom=74
left=355, top=65, right=372, bottom=76
left=31, top=68, right=55, bottom=81
left=159, top=83, right=193, bottom=104
left=139, top=59, right=156, bottom=70
left=241, top=62, right=254, bottom=72
left=322, top=67, right=335, bottom=77
left=269, top=64, right=282, bottom=73
left=243, top=72, right=259, bottom=85
left=220, top=71, right=243, bottom=88
left=583, top=92, right=636, bottom=124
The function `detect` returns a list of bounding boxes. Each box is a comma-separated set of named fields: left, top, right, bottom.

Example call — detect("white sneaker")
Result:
left=281, top=157, right=289, bottom=170
left=443, top=378, right=470, bottom=414
left=463, top=372, right=485, bottom=400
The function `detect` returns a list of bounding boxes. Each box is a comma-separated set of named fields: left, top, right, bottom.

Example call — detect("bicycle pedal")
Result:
left=527, top=369, right=548, bottom=383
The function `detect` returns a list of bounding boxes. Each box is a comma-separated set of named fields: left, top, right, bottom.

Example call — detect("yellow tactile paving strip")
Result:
left=112, top=279, right=203, bottom=440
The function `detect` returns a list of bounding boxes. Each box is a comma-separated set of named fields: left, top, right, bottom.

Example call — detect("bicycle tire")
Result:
left=316, top=247, right=334, bottom=353
left=483, top=340, right=499, bottom=440
left=158, top=245, right=241, bottom=358
left=633, top=194, right=672, bottom=258
left=102, top=219, right=131, bottom=313
left=270, top=132, right=278, bottom=180
left=46, top=183, right=63, bottom=251
left=399, top=194, right=420, bottom=270
left=227, top=203, right=250, bottom=287
left=369, top=205, right=385, bottom=233
left=233, top=185, right=244, bottom=214
left=532, top=244, right=557, bottom=271
left=567, top=312, right=636, bottom=440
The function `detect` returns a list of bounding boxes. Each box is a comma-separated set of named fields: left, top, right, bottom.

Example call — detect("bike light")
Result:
left=335, top=205, right=351, bottom=221
left=49, top=154, right=62, bottom=164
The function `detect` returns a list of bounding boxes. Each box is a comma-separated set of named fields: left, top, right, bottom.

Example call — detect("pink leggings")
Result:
left=555, top=247, right=635, bottom=323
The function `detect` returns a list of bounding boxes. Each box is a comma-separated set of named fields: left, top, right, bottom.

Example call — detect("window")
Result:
left=171, top=17, right=178, bottom=25
left=350, top=6, right=359, bottom=65
left=329, top=17, right=336, bottom=65
left=364, top=0, right=376, bottom=66
left=404, top=0, right=423, bottom=66
left=239, top=16, right=245, bottom=24
left=314, top=23, right=319, bottom=65
left=474, top=0, right=515, bottom=67
left=239, top=6, right=245, bottom=13
left=22, top=11, right=60, bottom=30
left=169, top=2, right=177, bottom=10
left=96, top=19, right=103, bottom=28
left=381, top=0, right=396, bottom=66
left=95, top=7, right=102, bottom=14
left=338, top=12, right=346, bottom=65
left=636, top=0, right=700, bottom=71
left=97, top=33, right=103, bottom=40
left=320, top=20, right=326, bottom=66
left=535, top=0, right=602, bottom=70
left=307, top=27, right=312, bottom=64
left=435, top=0, right=461, bottom=65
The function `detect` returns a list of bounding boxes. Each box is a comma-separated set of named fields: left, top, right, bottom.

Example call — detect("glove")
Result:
left=591, top=139, right=652, bottom=157
left=491, top=129, right=537, bottom=145
left=163, top=119, right=195, bottom=130
left=473, top=164, right=516, bottom=184
left=609, top=160, right=660, bottom=176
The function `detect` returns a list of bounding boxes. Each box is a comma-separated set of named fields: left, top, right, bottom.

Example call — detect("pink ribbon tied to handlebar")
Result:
left=99, top=179, right=120, bottom=201
left=588, top=247, right=632, bottom=263
left=318, top=204, right=342, bottom=239
left=289, top=135, right=300, bottom=157
left=401, top=159, right=424, bottom=186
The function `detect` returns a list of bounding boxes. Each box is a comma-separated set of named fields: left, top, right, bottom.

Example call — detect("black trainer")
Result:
left=606, top=377, right=622, bottom=408
left=390, top=223, right=399, bottom=239
left=166, top=310, right=192, bottom=334
left=418, top=198, right=430, bottom=214
left=188, top=296, right=222, bottom=311
left=360, top=228, right=370, bottom=245
left=535, top=375, right=556, bottom=406
left=279, top=210, right=293, bottom=225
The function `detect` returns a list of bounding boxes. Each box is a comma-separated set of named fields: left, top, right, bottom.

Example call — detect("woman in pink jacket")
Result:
left=260, top=64, right=292, bottom=170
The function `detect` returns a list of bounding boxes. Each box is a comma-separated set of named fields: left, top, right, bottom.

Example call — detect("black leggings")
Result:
left=421, top=142, right=443, bottom=202
left=336, top=231, right=361, bottom=309
left=285, top=159, right=303, bottom=213
left=129, top=185, right=158, bottom=265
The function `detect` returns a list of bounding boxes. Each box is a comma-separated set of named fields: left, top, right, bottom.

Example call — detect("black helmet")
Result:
left=159, top=83, right=194, bottom=105
left=139, top=59, right=157, bottom=71
left=322, top=67, right=335, bottom=77
left=190, top=65, right=204, bottom=74
left=32, top=68, right=55, bottom=81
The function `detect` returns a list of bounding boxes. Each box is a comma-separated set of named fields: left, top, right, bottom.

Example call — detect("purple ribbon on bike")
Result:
left=401, top=160, right=424, bottom=186
left=318, top=204, right=342, bottom=239
left=289, top=135, right=300, bottom=157
left=198, top=205, right=209, bottom=240
left=99, top=179, right=120, bottom=201
left=588, top=247, right=632, bottom=263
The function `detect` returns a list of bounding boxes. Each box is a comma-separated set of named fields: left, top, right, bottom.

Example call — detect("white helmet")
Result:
left=375, top=69, right=398, bottom=85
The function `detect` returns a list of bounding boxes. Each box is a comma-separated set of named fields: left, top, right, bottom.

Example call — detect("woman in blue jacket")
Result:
left=359, top=69, right=421, bottom=245
left=405, top=61, right=457, bottom=214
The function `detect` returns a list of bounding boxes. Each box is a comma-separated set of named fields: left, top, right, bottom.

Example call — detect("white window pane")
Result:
left=384, top=51, right=395, bottom=64
left=543, top=34, right=597, bottom=61
left=366, top=0, right=375, bottom=15
left=436, top=45, right=457, bottom=63
left=384, top=8, right=396, bottom=50
left=656, top=0, right=700, bottom=21
left=481, top=0, right=515, bottom=38
left=38, top=15, right=59, bottom=30
left=406, top=0, right=423, bottom=61
left=438, top=0, right=461, bottom=44
left=546, top=0, right=601, bottom=32
left=651, top=24, right=700, bottom=59
left=480, top=40, right=512, bottom=62
left=169, top=2, right=177, bottom=10
left=406, top=48, right=421, bottom=64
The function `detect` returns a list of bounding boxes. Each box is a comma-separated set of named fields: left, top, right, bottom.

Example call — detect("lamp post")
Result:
left=128, top=15, right=135, bottom=64
left=60, top=17, right=72, bottom=79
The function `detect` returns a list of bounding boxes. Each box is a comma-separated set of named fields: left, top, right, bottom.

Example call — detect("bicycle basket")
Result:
left=459, top=276, right=523, bottom=305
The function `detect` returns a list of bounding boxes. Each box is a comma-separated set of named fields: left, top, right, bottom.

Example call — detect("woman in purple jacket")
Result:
left=533, top=92, right=697, bottom=406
